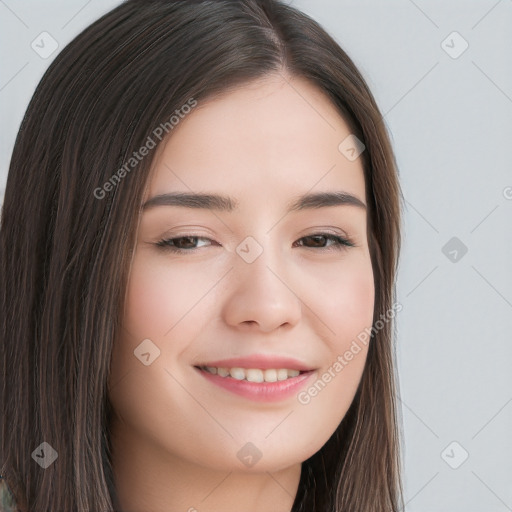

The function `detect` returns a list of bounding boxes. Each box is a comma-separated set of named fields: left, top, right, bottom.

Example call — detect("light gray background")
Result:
left=1, top=1, right=511, bottom=510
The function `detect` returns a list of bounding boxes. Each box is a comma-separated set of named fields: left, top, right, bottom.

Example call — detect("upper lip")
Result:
left=195, top=354, right=316, bottom=372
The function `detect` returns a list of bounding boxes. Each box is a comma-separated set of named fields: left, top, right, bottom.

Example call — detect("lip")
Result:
left=194, top=366, right=317, bottom=402
left=195, top=354, right=315, bottom=371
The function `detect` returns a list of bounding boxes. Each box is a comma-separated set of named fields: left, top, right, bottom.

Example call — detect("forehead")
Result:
left=144, top=74, right=366, bottom=209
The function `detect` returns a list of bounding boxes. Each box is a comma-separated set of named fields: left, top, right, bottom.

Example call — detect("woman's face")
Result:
left=108, top=73, right=374, bottom=475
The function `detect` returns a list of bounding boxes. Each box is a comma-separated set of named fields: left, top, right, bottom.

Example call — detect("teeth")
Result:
left=264, top=369, right=277, bottom=382
left=217, top=367, right=229, bottom=377
left=277, top=369, right=288, bottom=381
left=230, top=367, right=245, bottom=380
left=245, top=368, right=264, bottom=382
left=202, top=366, right=305, bottom=382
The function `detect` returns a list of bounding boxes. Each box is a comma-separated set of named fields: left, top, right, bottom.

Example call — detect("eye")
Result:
left=155, top=236, right=214, bottom=252
left=154, top=233, right=355, bottom=254
left=293, top=233, right=356, bottom=252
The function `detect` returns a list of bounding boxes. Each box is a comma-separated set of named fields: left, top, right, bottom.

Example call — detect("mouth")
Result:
left=193, top=361, right=317, bottom=402
left=195, top=365, right=309, bottom=383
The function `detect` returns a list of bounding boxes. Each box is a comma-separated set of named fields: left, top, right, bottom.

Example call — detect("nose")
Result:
left=220, top=241, right=302, bottom=333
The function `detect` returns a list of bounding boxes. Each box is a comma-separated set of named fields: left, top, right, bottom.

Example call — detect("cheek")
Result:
left=336, top=266, right=375, bottom=336
left=123, top=259, right=179, bottom=337
left=109, top=254, right=211, bottom=392
left=121, top=254, right=216, bottom=341
left=308, top=254, right=375, bottom=341
left=283, top=253, right=374, bottom=440
left=108, top=254, right=222, bottom=452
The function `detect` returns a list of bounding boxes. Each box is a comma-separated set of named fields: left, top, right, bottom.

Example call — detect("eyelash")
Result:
left=154, top=233, right=356, bottom=254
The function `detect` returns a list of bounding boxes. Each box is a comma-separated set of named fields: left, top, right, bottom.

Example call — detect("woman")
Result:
left=0, top=0, right=404, bottom=510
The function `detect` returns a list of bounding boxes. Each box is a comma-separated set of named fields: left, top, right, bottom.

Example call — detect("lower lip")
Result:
left=195, top=367, right=317, bottom=402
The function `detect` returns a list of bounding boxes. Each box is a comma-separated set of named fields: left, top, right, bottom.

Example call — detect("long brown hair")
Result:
left=0, top=0, right=404, bottom=510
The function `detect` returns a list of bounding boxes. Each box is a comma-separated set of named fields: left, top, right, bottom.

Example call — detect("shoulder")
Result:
left=0, top=475, right=18, bottom=512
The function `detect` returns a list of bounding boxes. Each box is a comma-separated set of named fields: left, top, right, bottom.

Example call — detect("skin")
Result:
left=108, top=71, right=375, bottom=512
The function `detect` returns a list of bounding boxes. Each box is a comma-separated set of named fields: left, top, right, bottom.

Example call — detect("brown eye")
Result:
left=294, top=233, right=355, bottom=251
left=155, top=236, right=214, bottom=252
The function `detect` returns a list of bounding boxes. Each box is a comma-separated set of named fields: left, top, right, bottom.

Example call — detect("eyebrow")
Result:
left=141, top=190, right=367, bottom=212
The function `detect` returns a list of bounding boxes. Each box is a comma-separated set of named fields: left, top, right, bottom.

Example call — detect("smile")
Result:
left=194, top=365, right=317, bottom=402
left=200, top=366, right=302, bottom=382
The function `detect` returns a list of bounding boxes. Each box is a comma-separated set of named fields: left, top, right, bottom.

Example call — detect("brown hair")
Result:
left=0, top=0, right=404, bottom=510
